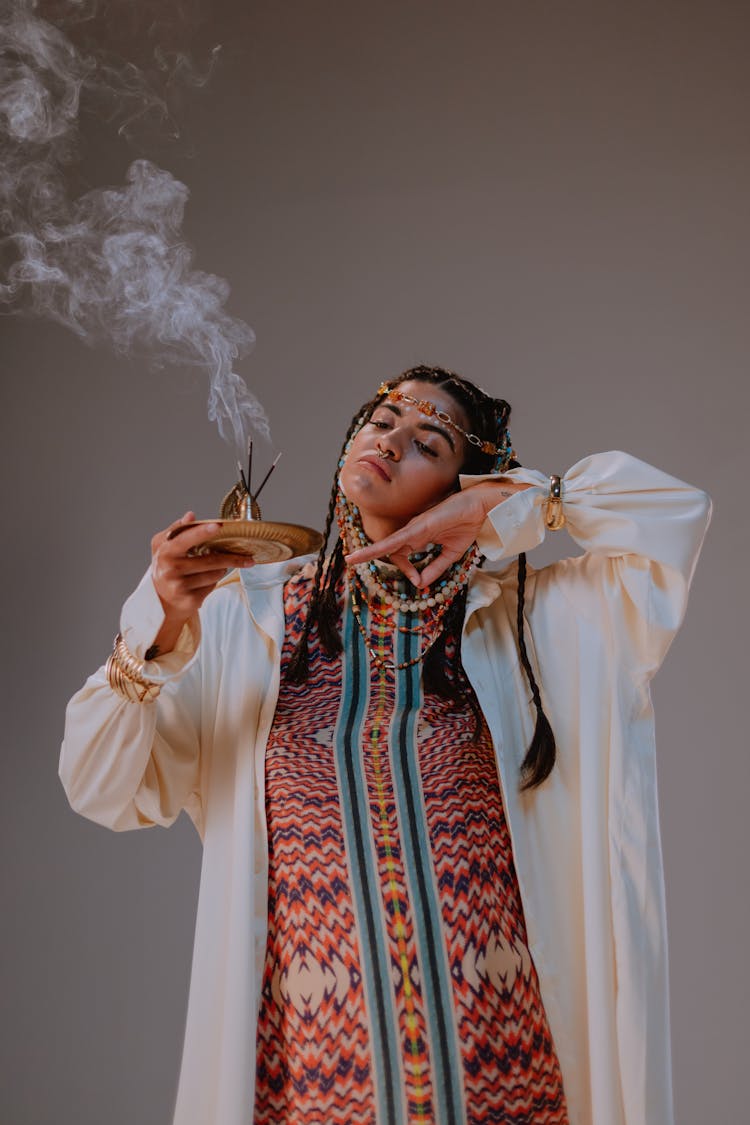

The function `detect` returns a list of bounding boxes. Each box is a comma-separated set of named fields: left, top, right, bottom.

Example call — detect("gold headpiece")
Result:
left=376, top=382, right=514, bottom=468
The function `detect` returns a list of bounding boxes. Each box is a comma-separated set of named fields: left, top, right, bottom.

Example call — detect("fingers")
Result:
left=158, top=551, right=254, bottom=578
left=154, top=542, right=253, bottom=585
left=151, top=511, right=196, bottom=554
left=151, top=513, right=256, bottom=621
left=345, top=524, right=430, bottom=567
left=344, top=507, right=479, bottom=587
left=415, top=549, right=462, bottom=588
left=158, top=520, right=255, bottom=565
left=346, top=537, right=463, bottom=588
left=344, top=487, right=507, bottom=586
left=385, top=549, right=422, bottom=587
left=178, top=567, right=233, bottom=591
left=345, top=524, right=449, bottom=588
left=162, top=519, right=219, bottom=552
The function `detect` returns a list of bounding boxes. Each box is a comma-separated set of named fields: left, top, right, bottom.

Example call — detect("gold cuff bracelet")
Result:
left=105, top=633, right=161, bottom=704
left=545, top=474, right=566, bottom=531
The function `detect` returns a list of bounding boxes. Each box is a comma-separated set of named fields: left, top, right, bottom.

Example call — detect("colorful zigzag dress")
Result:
left=254, top=568, right=568, bottom=1125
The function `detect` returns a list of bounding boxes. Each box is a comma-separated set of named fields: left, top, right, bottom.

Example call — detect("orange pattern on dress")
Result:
left=254, top=570, right=568, bottom=1125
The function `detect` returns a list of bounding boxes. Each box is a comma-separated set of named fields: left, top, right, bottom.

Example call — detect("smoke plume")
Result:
left=0, top=0, right=268, bottom=452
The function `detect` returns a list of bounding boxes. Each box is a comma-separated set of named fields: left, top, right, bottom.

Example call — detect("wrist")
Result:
left=474, top=478, right=524, bottom=517
left=150, top=615, right=191, bottom=658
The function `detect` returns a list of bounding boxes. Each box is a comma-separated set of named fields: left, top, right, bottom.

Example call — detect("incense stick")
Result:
left=236, top=460, right=249, bottom=493
left=252, top=452, right=282, bottom=501
left=247, top=437, right=254, bottom=497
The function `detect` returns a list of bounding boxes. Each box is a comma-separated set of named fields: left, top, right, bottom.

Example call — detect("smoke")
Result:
left=0, top=0, right=269, bottom=453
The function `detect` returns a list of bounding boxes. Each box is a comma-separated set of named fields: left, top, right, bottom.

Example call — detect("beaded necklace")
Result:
left=336, top=490, right=480, bottom=670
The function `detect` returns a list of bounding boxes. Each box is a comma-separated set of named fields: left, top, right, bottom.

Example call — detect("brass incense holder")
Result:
left=167, top=446, right=324, bottom=563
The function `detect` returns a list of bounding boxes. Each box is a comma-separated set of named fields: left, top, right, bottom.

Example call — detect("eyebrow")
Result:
left=381, top=402, right=456, bottom=451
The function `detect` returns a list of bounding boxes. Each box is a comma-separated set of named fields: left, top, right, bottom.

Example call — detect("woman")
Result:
left=60, top=365, right=711, bottom=1125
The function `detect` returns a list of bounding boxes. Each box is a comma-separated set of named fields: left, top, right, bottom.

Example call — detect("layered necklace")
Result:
left=336, top=491, right=481, bottom=670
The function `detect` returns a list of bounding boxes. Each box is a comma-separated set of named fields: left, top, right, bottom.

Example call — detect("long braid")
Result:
left=317, top=538, right=345, bottom=653
left=423, top=584, right=468, bottom=697
left=286, top=401, right=378, bottom=682
left=423, top=584, right=486, bottom=736
left=285, top=483, right=339, bottom=683
left=515, top=552, right=556, bottom=789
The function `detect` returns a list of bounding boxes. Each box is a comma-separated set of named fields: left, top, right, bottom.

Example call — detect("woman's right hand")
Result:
left=148, top=512, right=254, bottom=655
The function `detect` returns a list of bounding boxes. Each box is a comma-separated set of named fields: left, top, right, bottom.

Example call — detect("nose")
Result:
left=377, top=432, right=400, bottom=461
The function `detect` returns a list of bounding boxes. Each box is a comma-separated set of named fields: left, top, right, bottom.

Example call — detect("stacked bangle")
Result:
left=105, top=633, right=161, bottom=703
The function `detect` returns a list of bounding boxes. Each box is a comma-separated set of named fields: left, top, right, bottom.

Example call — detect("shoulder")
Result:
left=468, top=554, right=604, bottom=626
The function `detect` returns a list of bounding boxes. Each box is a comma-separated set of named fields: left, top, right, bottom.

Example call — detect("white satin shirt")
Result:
left=60, top=451, right=712, bottom=1125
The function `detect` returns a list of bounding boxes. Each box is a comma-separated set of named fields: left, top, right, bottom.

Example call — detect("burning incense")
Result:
left=236, top=460, right=249, bottom=493
left=252, top=452, right=283, bottom=502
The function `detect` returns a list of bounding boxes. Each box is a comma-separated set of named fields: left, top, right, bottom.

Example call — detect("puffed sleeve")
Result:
left=461, top=450, right=712, bottom=677
left=59, top=568, right=204, bottom=834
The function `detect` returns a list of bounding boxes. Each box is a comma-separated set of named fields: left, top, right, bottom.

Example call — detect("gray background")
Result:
left=1, top=2, right=747, bottom=1122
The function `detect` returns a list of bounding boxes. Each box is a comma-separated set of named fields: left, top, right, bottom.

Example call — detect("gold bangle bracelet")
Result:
left=105, top=634, right=161, bottom=704
left=545, top=474, right=566, bottom=531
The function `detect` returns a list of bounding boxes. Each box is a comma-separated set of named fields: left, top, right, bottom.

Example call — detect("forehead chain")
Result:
left=376, top=382, right=499, bottom=456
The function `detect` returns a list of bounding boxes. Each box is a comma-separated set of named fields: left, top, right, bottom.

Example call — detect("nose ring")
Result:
left=376, top=445, right=392, bottom=460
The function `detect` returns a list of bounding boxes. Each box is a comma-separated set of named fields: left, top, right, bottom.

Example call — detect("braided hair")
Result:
left=286, top=363, right=556, bottom=791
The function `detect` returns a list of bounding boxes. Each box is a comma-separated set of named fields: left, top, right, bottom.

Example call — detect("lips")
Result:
left=357, top=455, right=391, bottom=482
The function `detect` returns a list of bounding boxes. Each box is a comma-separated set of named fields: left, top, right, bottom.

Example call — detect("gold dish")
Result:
left=170, top=518, right=324, bottom=563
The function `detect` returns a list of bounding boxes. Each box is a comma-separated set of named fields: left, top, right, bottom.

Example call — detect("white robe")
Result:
left=60, top=451, right=712, bottom=1125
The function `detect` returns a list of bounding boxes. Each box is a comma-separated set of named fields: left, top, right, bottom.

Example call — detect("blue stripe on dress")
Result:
left=391, top=615, right=467, bottom=1125
left=334, top=596, right=404, bottom=1125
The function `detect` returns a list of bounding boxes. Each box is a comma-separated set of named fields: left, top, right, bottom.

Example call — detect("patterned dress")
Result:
left=254, top=569, right=568, bottom=1125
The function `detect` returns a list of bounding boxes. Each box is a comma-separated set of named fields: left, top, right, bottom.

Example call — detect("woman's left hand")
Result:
left=344, top=479, right=533, bottom=586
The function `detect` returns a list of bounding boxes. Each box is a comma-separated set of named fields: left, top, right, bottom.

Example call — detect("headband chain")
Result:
left=376, top=381, right=514, bottom=469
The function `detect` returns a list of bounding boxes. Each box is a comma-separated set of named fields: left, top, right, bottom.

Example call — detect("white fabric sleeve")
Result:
left=461, top=450, right=713, bottom=676
left=59, top=568, right=204, bottom=834
left=119, top=565, right=201, bottom=676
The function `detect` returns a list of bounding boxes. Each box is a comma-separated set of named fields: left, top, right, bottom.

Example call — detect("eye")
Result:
left=368, top=418, right=391, bottom=430
left=416, top=440, right=438, bottom=458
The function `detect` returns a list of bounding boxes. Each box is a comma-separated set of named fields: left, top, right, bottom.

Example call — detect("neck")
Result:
left=359, top=511, right=402, bottom=544
left=337, top=488, right=398, bottom=555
